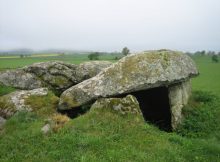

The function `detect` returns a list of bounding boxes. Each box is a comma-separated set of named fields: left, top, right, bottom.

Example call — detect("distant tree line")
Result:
left=88, top=47, right=131, bottom=61
left=186, top=50, right=219, bottom=63
left=186, top=50, right=220, bottom=56
left=212, top=55, right=218, bottom=63
left=88, top=52, right=100, bottom=60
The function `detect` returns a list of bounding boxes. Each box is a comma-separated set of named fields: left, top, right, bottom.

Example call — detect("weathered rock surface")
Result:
left=91, top=95, right=142, bottom=115
left=59, top=50, right=198, bottom=110
left=41, top=124, right=51, bottom=134
left=0, top=69, right=43, bottom=89
left=168, top=80, right=191, bottom=130
left=0, top=88, right=48, bottom=118
left=24, top=61, right=78, bottom=91
left=75, top=61, right=112, bottom=82
left=0, top=61, right=112, bottom=92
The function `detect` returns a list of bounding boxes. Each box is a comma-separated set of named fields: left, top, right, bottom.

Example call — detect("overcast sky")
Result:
left=0, top=0, right=220, bottom=52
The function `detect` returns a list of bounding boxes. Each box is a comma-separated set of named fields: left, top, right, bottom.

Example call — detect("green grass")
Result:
left=0, top=107, right=220, bottom=161
left=191, top=55, right=220, bottom=95
left=0, top=84, right=16, bottom=96
left=177, top=91, right=220, bottom=139
left=24, top=91, right=59, bottom=117
left=0, top=54, right=220, bottom=161
left=0, top=55, right=87, bottom=70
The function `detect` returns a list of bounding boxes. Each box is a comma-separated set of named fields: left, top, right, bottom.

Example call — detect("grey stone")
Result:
left=91, top=95, right=142, bottom=115
left=0, top=69, right=43, bottom=89
left=168, top=80, right=191, bottom=130
left=58, top=50, right=198, bottom=110
left=23, top=61, right=78, bottom=91
left=0, top=61, right=112, bottom=92
left=0, top=88, right=48, bottom=118
left=75, top=61, right=112, bottom=82
left=41, top=123, right=51, bottom=134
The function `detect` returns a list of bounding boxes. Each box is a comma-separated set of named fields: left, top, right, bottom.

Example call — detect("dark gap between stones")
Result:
left=116, top=87, right=172, bottom=132
left=57, top=102, right=93, bottom=119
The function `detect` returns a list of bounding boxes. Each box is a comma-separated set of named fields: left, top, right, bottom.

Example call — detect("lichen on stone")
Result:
left=0, top=88, right=49, bottom=118
left=0, top=61, right=112, bottom=93
left=91, top=95, right=143, bottom=116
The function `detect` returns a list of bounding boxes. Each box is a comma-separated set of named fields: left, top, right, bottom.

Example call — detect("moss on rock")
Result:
left=0, top=96, right=16, bottom=118
left=91, top=95, right=143, bottom=117
left=24, top=91, right=59, bottom=117
left=0, top=88, right=50, bottom=119
left=58, top=94, right=81, bottom=110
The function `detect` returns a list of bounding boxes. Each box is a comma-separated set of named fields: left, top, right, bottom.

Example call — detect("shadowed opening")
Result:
left=58, top=104, right=92, bottom=119
left=117, top=87, right=172, bottom=131
left=132, top=87, right=171, bottom=131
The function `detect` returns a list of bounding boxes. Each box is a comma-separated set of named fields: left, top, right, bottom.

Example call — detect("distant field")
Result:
left=0, top=53, right=61, bottom=59
left=0, top=55, right=87, bottom=69
left=191, top=55, right=220, bottom=96
left=0, top=54, right=118, bottom=70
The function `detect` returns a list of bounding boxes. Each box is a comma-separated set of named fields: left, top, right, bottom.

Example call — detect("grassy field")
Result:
left=0, top=54, right=220, bottom=161
left=0, top=53, right=61, bottom=59
left=0, top=54, right=118, bottom=70
left=191, top=55, right=220, bottom=95
left=0, top=55, right=88, bottom=69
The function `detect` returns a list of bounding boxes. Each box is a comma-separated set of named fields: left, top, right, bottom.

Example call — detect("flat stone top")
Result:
left=58, top=50, right=199, bottom=110
left=107, top=49, right=199, bottom=82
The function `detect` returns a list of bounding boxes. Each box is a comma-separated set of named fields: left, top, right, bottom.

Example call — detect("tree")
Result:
left=200, top=50, right=206, bottom=56
left=88, top=52, right=100, bottom=60
left=114, top=56, right=120, bottom=60
left=212, top=55, right=219, bottom=63
left=122, top=47, right=130, bottom=56
left=207, top=51, right=215, bottom=56
left=194, top=50, right=206, bottom=56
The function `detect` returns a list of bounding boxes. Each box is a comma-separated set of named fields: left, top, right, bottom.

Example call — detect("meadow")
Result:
left=0, top=53, right=118, bottom=70
left=191, top=55, right=220, bottom=95
left=0, top=54, right=220, bottom=161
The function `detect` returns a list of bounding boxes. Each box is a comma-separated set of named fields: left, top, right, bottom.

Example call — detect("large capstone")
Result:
left=0, top=61, right=112, bottom=92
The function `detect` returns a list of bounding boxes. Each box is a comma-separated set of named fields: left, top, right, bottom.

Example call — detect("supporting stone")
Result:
left=168, top=79, right=191, bottom=130
left=91, top=95, right=142, bottom=116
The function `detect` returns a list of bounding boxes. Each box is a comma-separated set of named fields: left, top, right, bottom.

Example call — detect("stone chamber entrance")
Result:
left=127, top=87, right=172, bottom=131
left=59, top=86, right=173, bottom=132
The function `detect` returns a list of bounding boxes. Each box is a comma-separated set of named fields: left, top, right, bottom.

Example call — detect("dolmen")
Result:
left=0, top=50, right=199, bottom=130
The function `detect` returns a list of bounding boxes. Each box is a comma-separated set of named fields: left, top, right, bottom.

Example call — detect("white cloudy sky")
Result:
left=0, top=0, right=220, bottom=52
